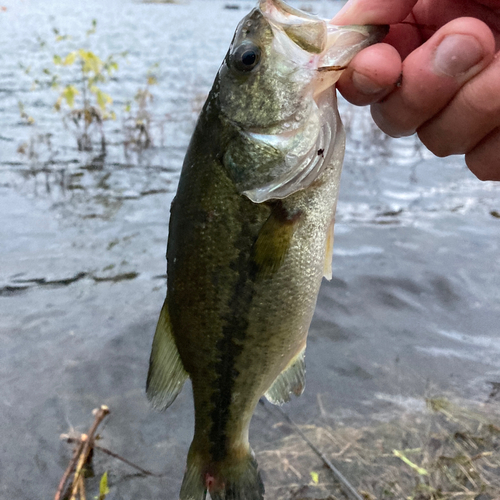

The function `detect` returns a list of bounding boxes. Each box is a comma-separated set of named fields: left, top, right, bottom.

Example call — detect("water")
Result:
left=1, top=1, right=500, bottom=499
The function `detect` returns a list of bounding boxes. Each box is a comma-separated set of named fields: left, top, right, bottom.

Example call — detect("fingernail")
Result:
left=433, top=34, right=484, bottom=77
left=352, top=71, right=385, bottom=94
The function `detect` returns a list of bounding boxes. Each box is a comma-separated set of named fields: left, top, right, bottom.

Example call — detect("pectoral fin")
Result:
left=146, top=299, right=188, bottom=411
left=265, top=348, right=306, bottom=405
left=252, top=202, right=301, bottom=277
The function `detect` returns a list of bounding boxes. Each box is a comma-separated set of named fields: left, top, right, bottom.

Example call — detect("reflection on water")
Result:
left=6, top=157, right=181, bottom=219
left=1, top=1, right=500, bottom=499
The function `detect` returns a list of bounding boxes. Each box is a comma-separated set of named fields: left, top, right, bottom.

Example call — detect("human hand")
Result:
left=333, top=0, right=500, bottom=181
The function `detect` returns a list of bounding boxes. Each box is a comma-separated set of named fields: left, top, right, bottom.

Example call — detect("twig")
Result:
left=93, top=443, right=164, bottom=477
left=55, top=405, right=110, bottom=500
left=76, top=472, right=86, bottom=500
left=55, top=438, right=86, bottom=500
left=70, top=438, right=91, bottom=500
left=331, top=441, right=353, bottom=458
left=69, top=406, right=110, bottom=500
left=261, top=400, right=364, bottom=500
left=64, top=437, right=164, bottom=477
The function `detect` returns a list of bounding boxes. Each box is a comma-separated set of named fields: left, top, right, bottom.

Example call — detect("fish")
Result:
left=146, top=1, right=388, bottom=499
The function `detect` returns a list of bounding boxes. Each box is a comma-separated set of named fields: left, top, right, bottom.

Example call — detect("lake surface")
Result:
left=1, top=1, right=499, bottom=499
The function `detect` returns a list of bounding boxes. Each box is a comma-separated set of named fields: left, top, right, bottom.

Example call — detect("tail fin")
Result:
left=179, top=449, right=264, bottom=500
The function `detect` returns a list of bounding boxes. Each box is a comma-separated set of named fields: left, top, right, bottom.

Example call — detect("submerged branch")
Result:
left=55, top=405, right=110, bottom=500
left=64, top=437, right=164, bottom=477
left=55, top=436, right=86, bottom=500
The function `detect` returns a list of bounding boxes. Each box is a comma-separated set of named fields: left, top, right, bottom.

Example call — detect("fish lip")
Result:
left=316, top=64, right=348, bottom=72
left=315, top=24, right=390, bottom=74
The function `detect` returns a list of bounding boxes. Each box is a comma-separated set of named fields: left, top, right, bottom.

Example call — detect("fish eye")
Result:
left=231, top=42, right=261, bottom=73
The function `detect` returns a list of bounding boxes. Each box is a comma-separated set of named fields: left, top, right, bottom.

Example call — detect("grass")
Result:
left=258, top=397, right=500, bottom=500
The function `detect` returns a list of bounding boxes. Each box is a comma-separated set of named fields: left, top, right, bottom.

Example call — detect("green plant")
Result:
left=31, top=20, right=126, bottom=152
left=18, top=20, right=165, bottom=165
left=18, top=100, right=35, bottom=125
left=52, top=33, right=123, bottom=151
left=97, top=471, right=110, bottom=500
left=123, top=63, right=160, bottom=152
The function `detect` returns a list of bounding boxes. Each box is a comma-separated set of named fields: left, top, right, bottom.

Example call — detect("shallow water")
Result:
left=1, top=1, right=500, bottom=499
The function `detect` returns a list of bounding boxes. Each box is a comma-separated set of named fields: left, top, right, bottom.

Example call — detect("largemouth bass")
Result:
left=147, top=1, right=387, bottom=498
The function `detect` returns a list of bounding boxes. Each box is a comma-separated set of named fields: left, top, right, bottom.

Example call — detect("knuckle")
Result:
left=459, top=58, right=500, bottom=119
left=460, top=85, right=498, bottom=119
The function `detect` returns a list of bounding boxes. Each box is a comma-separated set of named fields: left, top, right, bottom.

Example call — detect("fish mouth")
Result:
left=231, top=1, right=389, bottom=203
left=259, top=0, right=388, bottom=73
left=318, top=23, right=389, bottom=71
left=259, top=0, right=322, bottom=23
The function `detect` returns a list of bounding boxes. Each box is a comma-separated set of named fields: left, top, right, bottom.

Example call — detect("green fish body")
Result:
left=147, top=2, right=387, bottom=498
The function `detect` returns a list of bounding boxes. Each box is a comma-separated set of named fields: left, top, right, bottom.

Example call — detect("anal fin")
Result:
left=146, top=299, right=188, bottom=411
left=265, top=348, right=306, bottom=406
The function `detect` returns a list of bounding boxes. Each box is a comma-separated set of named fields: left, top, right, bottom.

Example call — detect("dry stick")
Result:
left=77, top=473, right=86, bottom=500
left=55, top=405, right=110, bottom=500
left=94, top=444, right=161, bottom=477
left=70, top=439, right=91, bottom=500
left=272, top=404, right=364, bottom=500
left=55, top=438, right=86, bottom=500
left=65, top=437, right=164, bottom=477
left=69, top=405, right=110, bottom=500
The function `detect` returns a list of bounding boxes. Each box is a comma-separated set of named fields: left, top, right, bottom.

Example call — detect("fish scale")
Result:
left=146, top=1, right=388, bottom=498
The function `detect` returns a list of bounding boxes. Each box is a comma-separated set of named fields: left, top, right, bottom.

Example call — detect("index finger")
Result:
left=332, top=0, right=418, bottom=26
left=333, top=0, right=422, bottom=106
